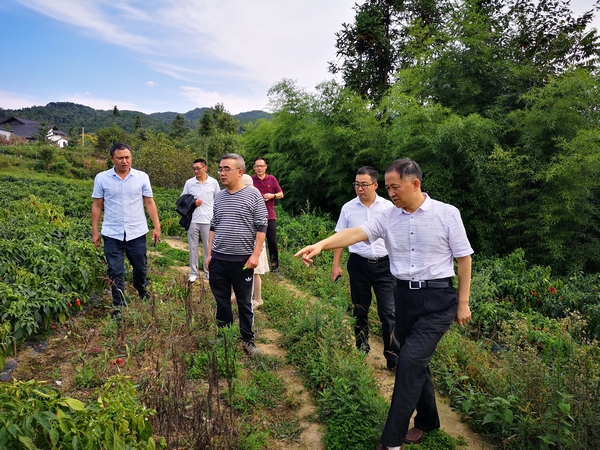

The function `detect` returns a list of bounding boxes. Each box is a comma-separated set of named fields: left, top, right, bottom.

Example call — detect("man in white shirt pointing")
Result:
left=296, top=158, right=473, bottom=450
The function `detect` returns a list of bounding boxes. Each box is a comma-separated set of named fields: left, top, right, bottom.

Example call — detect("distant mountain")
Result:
left=0, top=102, right=272, bottom=135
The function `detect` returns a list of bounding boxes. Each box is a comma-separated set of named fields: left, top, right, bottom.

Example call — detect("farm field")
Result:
left=1, top=171, right=600, bottom=449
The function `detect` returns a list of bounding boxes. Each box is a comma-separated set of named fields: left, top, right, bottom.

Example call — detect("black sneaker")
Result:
left=386, top=359, right=397, bottom=371
left=242, top=341, right=261, bottom=356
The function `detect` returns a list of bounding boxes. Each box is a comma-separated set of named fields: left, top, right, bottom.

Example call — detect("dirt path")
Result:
left=163, top=238, right=325, bottom=448
left=366, top=338, right=490, bottom=450
left=163, top=238, right=489, bottom=449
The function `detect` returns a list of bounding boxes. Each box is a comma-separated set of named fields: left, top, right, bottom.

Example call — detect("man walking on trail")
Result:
left=91, top=143, right=161, bottom=314
left=207, top=153, right=268, bottom=356
left=180, top=158, right=220, bottom=282
left=252, top=157, right=284, bottom=280
left=295, top=158, right=473, bottom=450
left=332, top=166, right=399, bottom=370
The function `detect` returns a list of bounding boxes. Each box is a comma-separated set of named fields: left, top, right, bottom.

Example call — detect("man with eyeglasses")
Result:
left=180, top=158, right=220, bottom=282
left=207, top=153, right=268, bottom=356
left=295, top=158, right=473, bottom=450
left=251, top=157, right=284, bottom=280
left=332, top=166, right=399, bottom=371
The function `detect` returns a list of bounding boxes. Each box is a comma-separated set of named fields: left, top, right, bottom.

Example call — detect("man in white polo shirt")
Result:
left=331, top=166, right=399, bottom=370
left=181, top=158, right=220, bottom=282
left=295, top=158, right=473, bottom=450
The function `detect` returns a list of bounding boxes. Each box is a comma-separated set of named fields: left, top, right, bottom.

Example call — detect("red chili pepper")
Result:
left=75, top=299, right=81, bottom=307
left=116, top=358, right=123, bottom=365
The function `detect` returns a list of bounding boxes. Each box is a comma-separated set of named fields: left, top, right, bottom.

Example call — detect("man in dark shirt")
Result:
left=251, top=157, right=284, bottom=280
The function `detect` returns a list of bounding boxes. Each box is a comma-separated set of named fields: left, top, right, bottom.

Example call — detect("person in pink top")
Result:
left=251, top=157, right=284, bottom=280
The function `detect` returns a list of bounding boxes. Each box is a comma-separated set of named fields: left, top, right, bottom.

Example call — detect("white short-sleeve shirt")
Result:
left=360, top=194, right=473, bottom=280
left=335, top=194, right=394, bottom=258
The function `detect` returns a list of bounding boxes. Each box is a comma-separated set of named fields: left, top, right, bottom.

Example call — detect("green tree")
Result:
left=95, top=123, right=128, bottom=153
left=34, top=121, right=49, bottom=145
left=170, top=114, right=188, bottom=139
left=112, top=105, right=120, bottom=121
left=396, top=0, right=600, bottom=116
left=198, top=111, right=215, bottom=137
left=329, top=0, right=401, bottom=103
left=134, top=132, right=195, bottom=189
left=134, top=115, right=142, bottom=131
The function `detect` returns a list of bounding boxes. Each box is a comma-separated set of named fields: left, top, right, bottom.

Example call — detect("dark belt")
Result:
left=396, top=278, right=452, bottom=289
left=352, top=254, right=389, bottom=264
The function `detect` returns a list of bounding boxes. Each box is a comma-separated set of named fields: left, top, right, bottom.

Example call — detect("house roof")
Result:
left=0, top=117, right=41, bottom=139
left=0, top=117, right=68, bottom=139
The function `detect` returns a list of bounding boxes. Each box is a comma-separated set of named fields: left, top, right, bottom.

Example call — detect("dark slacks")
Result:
left=347, top=253, right=399, bottom=365
left=266, top=219, right=279, bottom=269
left=103, top=234, right=148, bottom=307
left=380, top=283, right=457, bottom=447
left=208, top=258, right=255, bottom=343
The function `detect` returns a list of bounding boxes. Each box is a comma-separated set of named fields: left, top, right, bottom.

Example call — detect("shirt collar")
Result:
left=354, top=193, right=381, bottom=207
left=400, top=193, right=430, bottom=214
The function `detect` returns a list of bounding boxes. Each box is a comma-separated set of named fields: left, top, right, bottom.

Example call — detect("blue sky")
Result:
left=0, top=0, right=359, bottom=114
left=0, top=1, right=598, bottom=115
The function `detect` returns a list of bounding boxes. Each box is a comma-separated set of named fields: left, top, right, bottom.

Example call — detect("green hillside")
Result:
left=0, top=102, right=271, bottom=134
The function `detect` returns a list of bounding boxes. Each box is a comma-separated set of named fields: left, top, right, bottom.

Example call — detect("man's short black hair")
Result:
left=356, top=166, right=378, bottom=183
left=109, top=143, right=131, bottom=157
left=254, top=157, right=267, bottom=165
left=193, top=158, right=207, bottom=166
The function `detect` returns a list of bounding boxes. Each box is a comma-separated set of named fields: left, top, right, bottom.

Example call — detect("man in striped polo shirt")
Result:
left=207, top=153, right=268, bottom=356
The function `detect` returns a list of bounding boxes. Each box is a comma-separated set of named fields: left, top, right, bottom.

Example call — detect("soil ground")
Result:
left=165, top=237, right=490, bottom=449
left=1, top=237, right=491, bottom=449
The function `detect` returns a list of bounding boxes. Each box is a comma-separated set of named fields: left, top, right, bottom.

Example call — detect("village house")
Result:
left=0, top=117, right=69, bottom=147
left=0, top=125, right=13, bottom=141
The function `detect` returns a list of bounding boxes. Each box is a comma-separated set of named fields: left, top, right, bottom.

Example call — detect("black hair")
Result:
left=109, top=142, right=131, bottom=157
left=356, top=166, right=379, bottom=183
left=386, top=158, right=422, bottom=183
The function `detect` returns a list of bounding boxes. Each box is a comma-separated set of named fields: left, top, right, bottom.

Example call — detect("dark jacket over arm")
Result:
left=176, top=194, right=197, bottom=231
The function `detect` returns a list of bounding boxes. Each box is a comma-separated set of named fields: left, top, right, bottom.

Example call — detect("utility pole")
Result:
left=82, top=127, right=85, bottom=147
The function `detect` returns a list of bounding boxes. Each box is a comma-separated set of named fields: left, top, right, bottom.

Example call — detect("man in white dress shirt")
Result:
left=296, top=158, right=473, bottom=450
left=331, top=166, right=399, bottom=370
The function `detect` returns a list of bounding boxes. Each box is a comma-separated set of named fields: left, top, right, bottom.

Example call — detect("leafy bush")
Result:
left=0, top=376, right=157, bottom=449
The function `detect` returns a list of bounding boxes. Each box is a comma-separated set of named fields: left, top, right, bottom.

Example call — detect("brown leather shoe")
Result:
left=404, top=427, right=425, bottom=444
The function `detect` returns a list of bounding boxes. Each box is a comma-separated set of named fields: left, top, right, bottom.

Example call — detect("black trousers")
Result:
left=103, top=234, right=148, bottom=307
left=380, top=283, right=457, bottom=447
left=347, top=253, right=399, bottom=365
left=208, top=258, right=255, bottom=343
left=266, top=219, right=279, bottom=269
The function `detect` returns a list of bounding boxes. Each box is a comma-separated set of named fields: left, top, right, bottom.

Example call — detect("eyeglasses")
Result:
left=253, top=164, right=266, bottom=168
left=353, top=182, right=376, bottom=189
left=217, top=167, right=241, bottom=174
left=193, top=166, right=205, bottom=171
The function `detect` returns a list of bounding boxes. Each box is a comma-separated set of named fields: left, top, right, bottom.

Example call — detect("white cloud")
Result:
left=15, top=0, right=358, bottom=89
left=146, top=81, right=157, bottom=87
left=0, top=90, right=48, bottom=109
